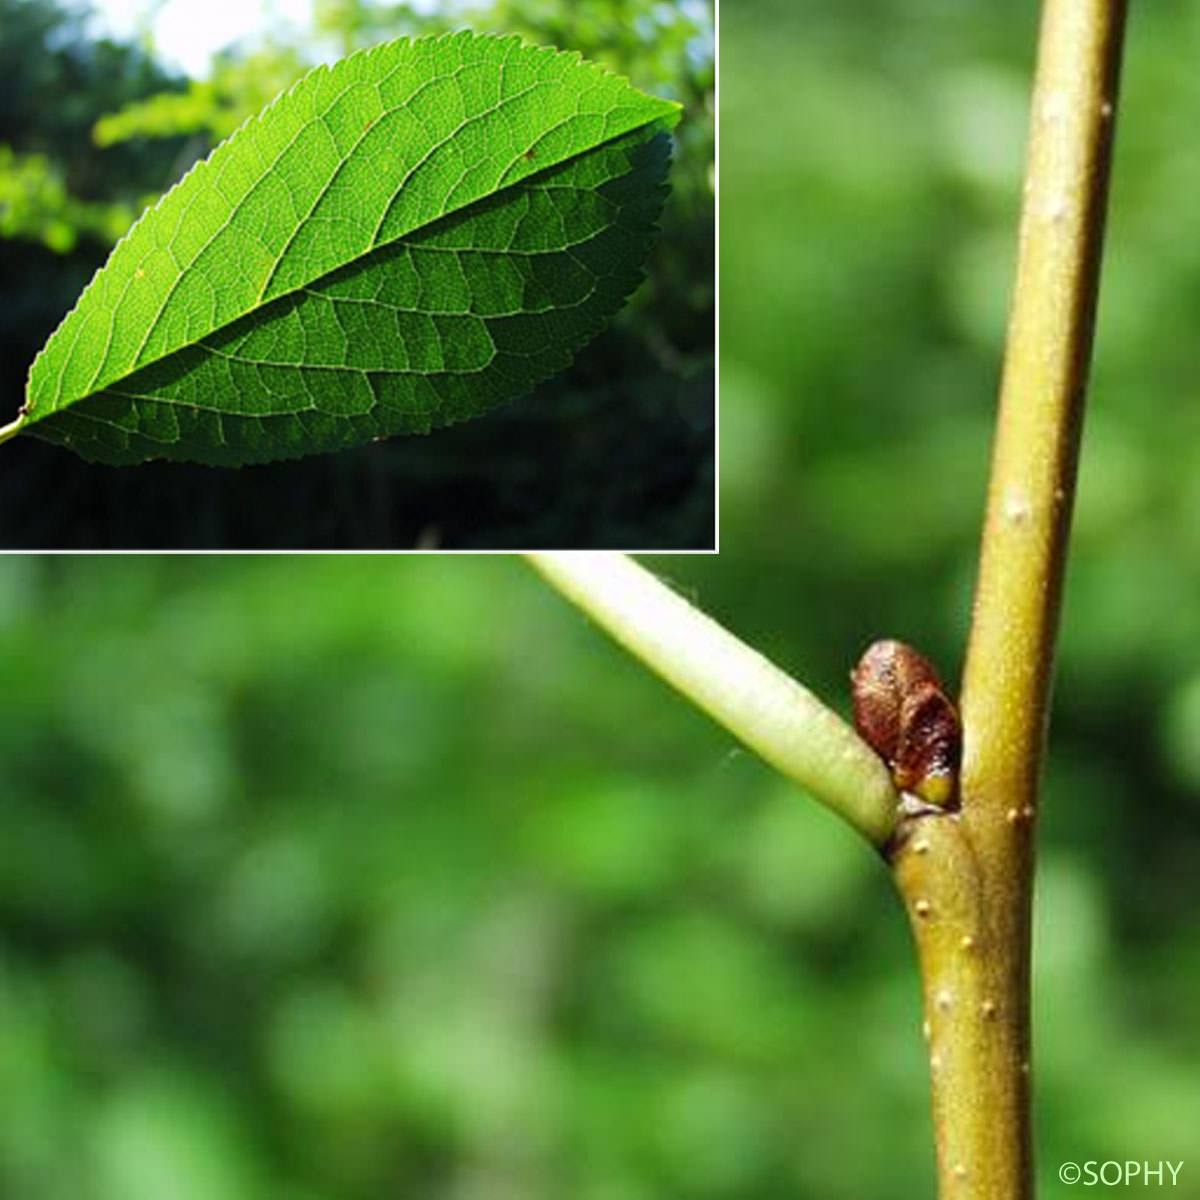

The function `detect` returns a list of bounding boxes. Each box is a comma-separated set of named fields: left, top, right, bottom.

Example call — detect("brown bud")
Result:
left=850, top=640, right=960, bottom=807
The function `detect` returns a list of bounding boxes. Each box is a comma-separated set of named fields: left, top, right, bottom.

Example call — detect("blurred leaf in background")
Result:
left=0, top=0, right=713, bottom=547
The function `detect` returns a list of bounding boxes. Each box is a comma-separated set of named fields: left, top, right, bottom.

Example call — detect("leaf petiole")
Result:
left=0, top=416, right=25, bottom=447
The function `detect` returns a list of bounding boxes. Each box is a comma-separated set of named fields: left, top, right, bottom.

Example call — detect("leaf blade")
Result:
left=23, top=31, right=679, bottom=466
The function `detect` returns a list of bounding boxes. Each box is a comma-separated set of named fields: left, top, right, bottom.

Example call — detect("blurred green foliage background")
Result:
left=2, top=1, right=1200, bottom=1199
left=2, top=499, right=1198, bottom=1200
left=0, top=0, right=713, bottom=547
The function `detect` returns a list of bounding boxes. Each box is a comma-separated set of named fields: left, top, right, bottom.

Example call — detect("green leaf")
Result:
left=17, top=32, right=679, bottom=466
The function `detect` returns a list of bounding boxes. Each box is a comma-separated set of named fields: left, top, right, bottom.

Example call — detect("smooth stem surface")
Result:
left=963, top=0, right=1125, bottom=837
left=526, top=553, right=900, bottom=844
left=0, top=416, right=24, bottom=446
left=893, top=2, right=1127, bottom=1197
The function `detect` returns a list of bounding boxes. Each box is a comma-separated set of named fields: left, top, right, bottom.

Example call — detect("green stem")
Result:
left=893, top=2, right=1128, bottom=1197
left=0, top=415, right=25, bottom=446
left=526, top=552, right=899, bottom=844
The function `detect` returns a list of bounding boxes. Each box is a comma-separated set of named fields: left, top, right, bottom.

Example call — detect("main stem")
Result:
left=892, top=2, right=1127, bottom=1197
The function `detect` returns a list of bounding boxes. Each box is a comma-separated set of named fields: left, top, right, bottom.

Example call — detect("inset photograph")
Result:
left=0, top=0, right=713, bottom=549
